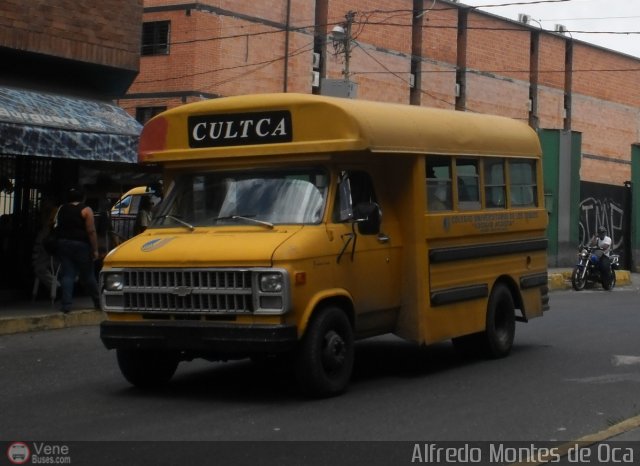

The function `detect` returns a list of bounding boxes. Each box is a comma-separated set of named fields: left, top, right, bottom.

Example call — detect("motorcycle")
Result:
left=571, top=246, right=619, bottom=291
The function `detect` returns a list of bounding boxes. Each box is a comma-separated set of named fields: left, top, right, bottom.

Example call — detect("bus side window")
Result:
left=509, top=159, right=537, bottom=207
left=456, top=159, right=480, bottom=210
left=484, top=158, right=506, bottom=209
left=426, top=157, right=452, bottom=211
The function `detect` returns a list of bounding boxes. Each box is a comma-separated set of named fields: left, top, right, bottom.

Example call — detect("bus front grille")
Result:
left=121, top=269, right=254, bottom=314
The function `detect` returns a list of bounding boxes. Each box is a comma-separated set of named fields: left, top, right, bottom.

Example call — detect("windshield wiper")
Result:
left=212, top=214, right=274, bottom=229
left=155, top=214, right=195, bottom=231
left=233, top=215, right=274, bottom=229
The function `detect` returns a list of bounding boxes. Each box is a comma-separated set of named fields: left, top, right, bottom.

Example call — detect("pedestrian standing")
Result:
left=56, top=188, right=100, bottom=313
left=134, top=195, right=154, bottom=235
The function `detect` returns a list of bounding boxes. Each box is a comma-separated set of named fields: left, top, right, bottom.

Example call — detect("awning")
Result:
left=0, top=86, right=142, bottom=163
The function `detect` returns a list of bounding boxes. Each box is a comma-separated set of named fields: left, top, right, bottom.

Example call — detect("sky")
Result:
left=458, top=0, right=640, bottom=58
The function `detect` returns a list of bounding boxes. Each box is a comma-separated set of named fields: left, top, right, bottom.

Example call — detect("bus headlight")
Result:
left=104, top=273, right=124, bottom=291
left=259, top=273, right=283, bottom=292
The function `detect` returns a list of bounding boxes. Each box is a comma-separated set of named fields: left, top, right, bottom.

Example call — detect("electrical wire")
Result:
left=351, top=42, right=460, bottom=109
left=132, top=2, right=640, bottom=95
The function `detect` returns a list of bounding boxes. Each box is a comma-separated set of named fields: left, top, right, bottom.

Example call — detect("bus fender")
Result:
left=492, top=276, right=525, bottom=321
left=296, top=289, right=354, bottom=338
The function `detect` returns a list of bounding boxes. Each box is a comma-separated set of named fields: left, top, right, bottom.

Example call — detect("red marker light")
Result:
left=138, top=116, right=168, bottom=162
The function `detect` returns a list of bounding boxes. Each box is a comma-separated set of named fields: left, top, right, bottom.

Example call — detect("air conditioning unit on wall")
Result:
left=312, top=52, right=321, bottom=69
left=555, top=24, right=568, bottom=34
left=311, top=71, right=320, bottom=88
left=518, top=14, right=531, bottom=24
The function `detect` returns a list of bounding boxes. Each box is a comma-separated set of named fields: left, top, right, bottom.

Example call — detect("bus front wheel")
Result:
left=116, top=349, right=179, bottom=388
left=482, top=283, right=516, bottom=358
left=295, top=306, right=354, bottom=398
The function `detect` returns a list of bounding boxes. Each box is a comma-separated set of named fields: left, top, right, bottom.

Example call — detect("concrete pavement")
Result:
left=0, top=269, right=633, bottom=336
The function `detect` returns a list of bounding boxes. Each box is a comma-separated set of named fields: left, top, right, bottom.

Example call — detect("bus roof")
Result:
left=138, top=93, right=541, bottom=163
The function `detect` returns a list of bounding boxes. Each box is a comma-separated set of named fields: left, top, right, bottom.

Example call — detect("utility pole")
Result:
left=327, top=10, right=358, bottom=98
left=342, top=10, right=355, bottom=82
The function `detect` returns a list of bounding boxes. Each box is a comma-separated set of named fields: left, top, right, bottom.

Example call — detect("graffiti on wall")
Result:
left=578, top=181, right=630, bottom=268
left=578, top=197, right=624, bottom=249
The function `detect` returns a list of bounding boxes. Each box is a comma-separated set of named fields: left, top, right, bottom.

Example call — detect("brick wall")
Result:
left=538, top=34, right=565, bottom=89
left=537, top=86, right=564, bottom=128
left=128, top=0, right=315, bottom=100
left=0, top=0, right=142, bottom=70
left=466, top=12, right=531, bottom=83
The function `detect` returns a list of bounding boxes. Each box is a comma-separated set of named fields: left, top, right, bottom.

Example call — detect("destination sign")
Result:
left=188, top=110, right=292, bottom=148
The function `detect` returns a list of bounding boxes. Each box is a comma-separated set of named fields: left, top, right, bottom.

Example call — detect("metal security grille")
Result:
left=122, top=269, right=254, bottom=314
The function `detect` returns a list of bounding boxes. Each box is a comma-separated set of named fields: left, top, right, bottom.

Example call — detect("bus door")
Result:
left=327, top=170, right=400, bottom=324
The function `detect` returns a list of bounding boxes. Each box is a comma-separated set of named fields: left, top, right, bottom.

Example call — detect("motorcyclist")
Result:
left=589, top=226, right=612, bottom=286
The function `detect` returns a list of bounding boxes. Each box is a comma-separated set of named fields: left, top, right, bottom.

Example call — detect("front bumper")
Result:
left=100, top=320, right=298, bottom=355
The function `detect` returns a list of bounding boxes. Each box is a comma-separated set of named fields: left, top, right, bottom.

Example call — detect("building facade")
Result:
left=0, top=0, right=145, bottom=297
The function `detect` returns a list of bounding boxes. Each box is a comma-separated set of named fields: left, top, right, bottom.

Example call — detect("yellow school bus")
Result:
left=99, top=93, right=548, bottom=397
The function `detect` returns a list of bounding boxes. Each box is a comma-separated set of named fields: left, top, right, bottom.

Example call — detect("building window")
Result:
left=142, top=21, right=170, bottom=56
left=136, top=106, right=167, bottom=125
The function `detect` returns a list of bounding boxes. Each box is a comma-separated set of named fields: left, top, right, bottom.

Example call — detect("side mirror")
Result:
left=353, top=201, right=381, bottom=235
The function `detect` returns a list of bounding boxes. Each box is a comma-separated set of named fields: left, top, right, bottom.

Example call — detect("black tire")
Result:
left=295, top=306, right=354, bottom=398
left=571, top=266, right=587, bottom=291
left=604, top=270, right=616, bottom=291
left=481, top=283, right=516, bottom=358
left=116, top=349, right=179, bottom=388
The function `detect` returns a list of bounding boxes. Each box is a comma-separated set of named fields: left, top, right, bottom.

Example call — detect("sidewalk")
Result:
left=0, top=296, right=104, bottom=336
left=0, top=269, right=634, bottom=336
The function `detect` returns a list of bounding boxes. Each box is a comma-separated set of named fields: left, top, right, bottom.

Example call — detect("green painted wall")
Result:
left=540, top=129, right=559, bottom=258
left=538, top=129, right=581, bottom=266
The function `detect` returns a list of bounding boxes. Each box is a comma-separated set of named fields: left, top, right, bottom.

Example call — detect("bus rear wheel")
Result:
left=116, top=349, right=179, bottom=388
left=295, top=306, right=354, bottom=398
left=482, top=283, right=516, bottom=358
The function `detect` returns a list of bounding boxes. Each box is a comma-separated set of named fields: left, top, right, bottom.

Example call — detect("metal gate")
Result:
left=0, top=155, right=57, bottom=296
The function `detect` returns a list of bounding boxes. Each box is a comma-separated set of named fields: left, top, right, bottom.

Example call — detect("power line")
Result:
left=352, top=42, right=463, bottom=109
left=353, top=67, right=640, bottom=75
left=465, top=0, right=574, bottom=8
left=132, top=2, right=640, bottom=90
left=134, top=40, right=315, bottom=86
left=545, top=15, right=640, bottom=21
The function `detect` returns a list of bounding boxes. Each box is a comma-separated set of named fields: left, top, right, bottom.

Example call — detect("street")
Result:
left=1, top=286, right=639, bottom=447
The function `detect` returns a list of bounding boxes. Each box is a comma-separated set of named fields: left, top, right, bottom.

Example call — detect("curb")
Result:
left=0, top=309, right=105, bottom=336
left=548, top=270, right=631, bottom=291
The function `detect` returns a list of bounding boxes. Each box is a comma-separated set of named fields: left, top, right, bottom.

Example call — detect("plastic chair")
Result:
left=31, top=256, right=60, bottom=307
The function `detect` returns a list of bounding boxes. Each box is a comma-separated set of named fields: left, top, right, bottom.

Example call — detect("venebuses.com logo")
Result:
left=6, top=442, right=30, bottom=465
left=6, top=441, right=71, bottom=464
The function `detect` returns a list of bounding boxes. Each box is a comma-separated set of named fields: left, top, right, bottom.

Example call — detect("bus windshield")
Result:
left=154, top=167, right=328, bottom=228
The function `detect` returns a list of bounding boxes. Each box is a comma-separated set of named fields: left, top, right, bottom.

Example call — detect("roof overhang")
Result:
left=0, top=86, right=142, bottom=163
